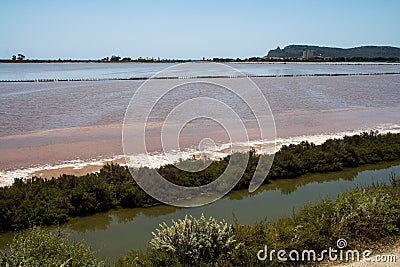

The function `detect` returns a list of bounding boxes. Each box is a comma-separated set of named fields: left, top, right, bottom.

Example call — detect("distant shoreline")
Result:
left=1, top=60, right=400, bottom=64
left=1, top=57, right=400, bottom=64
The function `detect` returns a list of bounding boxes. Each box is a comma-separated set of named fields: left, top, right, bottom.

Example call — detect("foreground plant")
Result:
left=150, top=214, right=240, bottom=265
left=0, top=226, right=103, bottom=267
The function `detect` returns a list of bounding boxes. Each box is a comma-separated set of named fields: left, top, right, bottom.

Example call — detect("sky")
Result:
left=1, top=0, right=399, bottom=60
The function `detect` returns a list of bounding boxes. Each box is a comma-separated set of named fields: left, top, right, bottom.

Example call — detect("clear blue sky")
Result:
left=1, top=0, right=399, bottom=59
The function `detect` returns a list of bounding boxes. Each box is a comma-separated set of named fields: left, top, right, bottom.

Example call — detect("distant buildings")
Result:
left=302, top=50, right=314, bottom=60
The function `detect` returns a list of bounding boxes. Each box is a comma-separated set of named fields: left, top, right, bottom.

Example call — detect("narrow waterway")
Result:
left=1, top=160, right=400, bottom=263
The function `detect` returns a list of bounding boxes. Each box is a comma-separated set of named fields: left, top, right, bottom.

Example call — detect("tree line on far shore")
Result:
left=1, top=54, right=399, bottom=63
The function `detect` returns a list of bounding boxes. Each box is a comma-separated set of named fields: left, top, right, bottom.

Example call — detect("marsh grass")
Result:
left=0, top=226, right=104, bottom=267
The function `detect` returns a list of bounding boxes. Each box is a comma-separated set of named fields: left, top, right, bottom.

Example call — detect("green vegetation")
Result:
left=10, top=53, right=25, bottom=61
left=231, top=183, right=400, bottom=266
left=0, top=131, right=399, bottom=232
left=0, top=55, right=192, bottom=63
left=1, top=175, right=399, bottom=266
left=0, top=226, right=103, bottom=266
left=149, top=214, right=239, bottom=265
left=116, top=175, right=400, bottom=266
left=115, top=214, right=239, bottom=266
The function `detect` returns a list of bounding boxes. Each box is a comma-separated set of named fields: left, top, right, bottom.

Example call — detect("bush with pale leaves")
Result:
left=150, top=214, right=240, bottom=264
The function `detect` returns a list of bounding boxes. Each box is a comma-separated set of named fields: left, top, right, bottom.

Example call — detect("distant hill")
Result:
left=266, top=45, right=400, bottom=58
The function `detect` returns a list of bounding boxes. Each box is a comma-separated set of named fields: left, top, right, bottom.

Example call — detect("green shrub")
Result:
left=114, top=250, right=181, bottom=267
left=149, top=214, right=240, bottom=265
left=332, top=188, right=400, bottom=240
left=232, top=177, right=400, bottom=266
left=0, top=226, right=103, bottom=267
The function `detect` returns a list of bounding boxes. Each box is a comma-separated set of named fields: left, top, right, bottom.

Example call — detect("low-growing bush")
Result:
left=149, top=214, right=240, bottom=265
left=332, top=187, right=400, bottom=240
left=0, top=226, right=103, bottom=267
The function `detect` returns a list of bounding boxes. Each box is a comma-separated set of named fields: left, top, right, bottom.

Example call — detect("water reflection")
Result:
left=66, top=205, right=180, bottom=233
left=228, top=161, right=396, bottom=200
left=66, top=163, right=377, bottom=234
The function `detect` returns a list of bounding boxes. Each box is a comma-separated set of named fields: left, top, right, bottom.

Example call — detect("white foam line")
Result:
left=275, top=123, right=400, bottom=151
left=1, top=123, right=400, bottom=187
left=0, top=155, right=124, bottom=187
